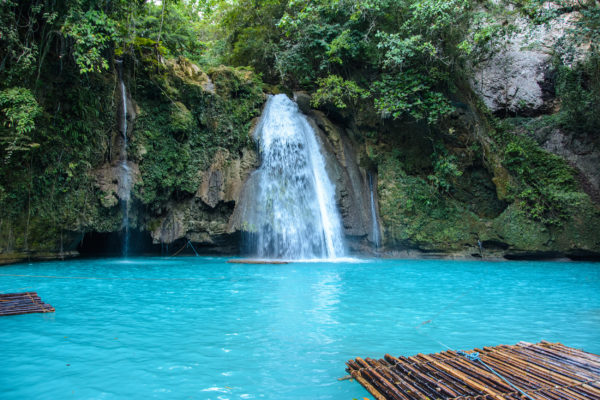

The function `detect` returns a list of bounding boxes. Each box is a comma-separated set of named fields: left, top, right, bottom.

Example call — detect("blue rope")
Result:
left=458, top=350, right=481, bottom=362
left=457, top=351, right=535, bottom=400
left=187, top=240, right=200, bottom=257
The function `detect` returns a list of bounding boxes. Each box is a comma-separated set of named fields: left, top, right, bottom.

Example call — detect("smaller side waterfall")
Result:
left=116, top=60, right=132, bottom=257
left=368, top=172, right=381, bottom=250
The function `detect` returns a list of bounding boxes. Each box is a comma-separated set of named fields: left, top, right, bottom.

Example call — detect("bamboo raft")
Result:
left=0, top=292, right=55, bottom=316
left=347, top=341, right=600, bottom=400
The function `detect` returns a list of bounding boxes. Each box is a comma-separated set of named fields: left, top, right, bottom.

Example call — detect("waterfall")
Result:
left=368, top=172, right=381, bottom=250
left=116, top=61, right=132, bottom=257
left=241, top=94, right=346, bottom=260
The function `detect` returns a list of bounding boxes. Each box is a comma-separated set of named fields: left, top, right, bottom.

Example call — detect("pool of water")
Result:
left=1, top=257, right=599, bottom=399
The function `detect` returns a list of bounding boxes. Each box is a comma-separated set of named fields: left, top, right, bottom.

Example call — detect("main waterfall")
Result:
left=241, top=94, right=346, bottom=260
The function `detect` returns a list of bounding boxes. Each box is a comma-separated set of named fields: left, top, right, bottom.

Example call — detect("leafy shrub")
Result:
left=0, top=87, right=41, bottom=163
left=311, top=75, right=369, bottom=109
left=500, top=131, right=581, bottom=225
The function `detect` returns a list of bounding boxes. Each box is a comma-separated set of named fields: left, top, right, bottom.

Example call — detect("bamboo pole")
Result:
left=366, top=358, right=432, bottom=399
left=356, top=357, right=409, bottom=400
left=385, top=354, right=460, bottom=398
left=349, top=369, right=387, bottom=400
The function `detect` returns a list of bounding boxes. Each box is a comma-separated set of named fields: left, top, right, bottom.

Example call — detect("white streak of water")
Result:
left=368, top=172, right=381, bottom=249
left=116, top=61, right=132, bottom=257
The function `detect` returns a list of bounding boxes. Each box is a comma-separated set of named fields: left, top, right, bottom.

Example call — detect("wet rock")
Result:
left=93, top=161, right=141, bottom=206
left=293, top=91, right=312, bottom=114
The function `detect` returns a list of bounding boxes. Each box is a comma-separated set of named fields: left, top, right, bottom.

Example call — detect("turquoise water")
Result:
left=1, top=257, right=599, bottom=399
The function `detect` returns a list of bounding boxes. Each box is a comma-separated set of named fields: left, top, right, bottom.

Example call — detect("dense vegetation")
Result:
left=0, top=0, right=599, bottom=258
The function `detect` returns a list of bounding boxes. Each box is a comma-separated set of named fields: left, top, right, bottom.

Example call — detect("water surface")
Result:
left=1, top=257, right=599, bottom=399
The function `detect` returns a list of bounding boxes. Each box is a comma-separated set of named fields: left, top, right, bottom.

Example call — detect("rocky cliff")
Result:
left=1, top=16, right=599, bottom=264
left=369, top=5, right=600, bottom=260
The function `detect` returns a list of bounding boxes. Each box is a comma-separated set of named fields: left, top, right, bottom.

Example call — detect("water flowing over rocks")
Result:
left=230, top=94, right=383, bottom=256
left=2, top=52, right=597, bottom=263
left=305, top=110, right=382, bottom=253
left=233, top=94, right=346, bottom=259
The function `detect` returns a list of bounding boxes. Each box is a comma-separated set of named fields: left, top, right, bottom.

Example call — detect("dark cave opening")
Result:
left=77, top=230, right=160, bottom=257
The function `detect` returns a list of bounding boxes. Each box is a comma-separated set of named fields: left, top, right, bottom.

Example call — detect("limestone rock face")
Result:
left=93, top=78, right=141, bottom=222
left=471, top=13, right=581, bottom=116
left=166, top=57, right=214, bottom=92
left=197, top=148, right=258, bottom=208
left=149, top=147, right=259, bottom=250
left=94, top=161, right=141, bottom=209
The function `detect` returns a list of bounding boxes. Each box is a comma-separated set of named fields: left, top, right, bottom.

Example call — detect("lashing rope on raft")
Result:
left=457, top=350, right=536, bottom=400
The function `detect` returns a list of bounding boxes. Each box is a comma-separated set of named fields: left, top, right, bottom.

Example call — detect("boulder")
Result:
left=293, top=91, right=312, bottom=114
left=471, top=12, right=582, bottom=116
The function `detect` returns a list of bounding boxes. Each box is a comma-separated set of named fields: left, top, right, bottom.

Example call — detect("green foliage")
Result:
left=0, top=87, right=42, bottom=163
left=428, top=145, right=462, bottom=193
left=370, top=0, right=471, bottom=123
left=554, top=54, right=600, bottom=133
left=378, top=155, right=481, bottom=249
left=497, top=123, right=583, bottom=226
left=0, top=65, right=117, bottom=252
left=0, top=0, right=597, bottom=256
left=379, top=156, right=437, bottom=219
left=221, top=0, right=287, bottom=80
left=311, top=75, right=369, bottom=109
left=465, top=8, right=520, bottom=66
left=62, top=10, right=116, bottom=74
left=217, top=0, right=476, bottom=124
left=373, top=73, right=454, bottom=124
left=0, top=0, right=268, bottom=252
left=327, top=29, right=358, bottom=65
left=131, top=1, right=208, bottom=63
left=134, top=62, right=264, bottom=210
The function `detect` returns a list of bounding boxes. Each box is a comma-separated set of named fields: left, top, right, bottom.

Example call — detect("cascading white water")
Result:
left=242, top=94, right=346, bottom=259
left=116, top=61, right=132, bottom=257
left=368, top=172, right=381, bottom=249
